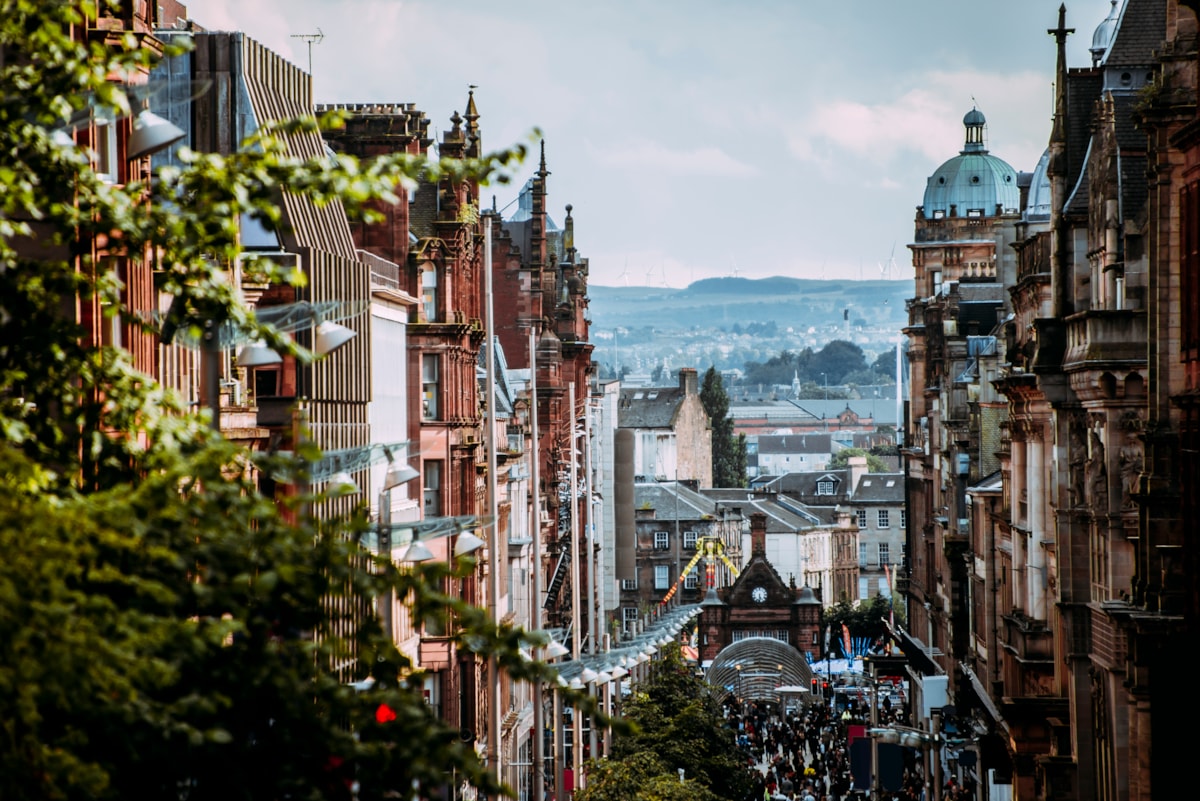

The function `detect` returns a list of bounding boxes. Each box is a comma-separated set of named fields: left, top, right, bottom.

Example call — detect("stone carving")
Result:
left=1086, top=430, right=1107, bottom=510
left=1118, top=433, right=1143, bottom=509
left=1069, top=426, right=1087, bottom=508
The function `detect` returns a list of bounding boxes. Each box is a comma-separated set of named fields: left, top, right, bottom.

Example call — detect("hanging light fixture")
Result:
left=327, top=467, right=359, bottom=497
left=235, top=340, right=282, bottom=367
left=545, top=640, right=569, bottom=659
left=400, top=537, right=435, bottom=563
left=314, top=319, right=356, bottom=356
left=127, top=108, right=185, bottom=159
left=453, top=531, right=486, bottom=556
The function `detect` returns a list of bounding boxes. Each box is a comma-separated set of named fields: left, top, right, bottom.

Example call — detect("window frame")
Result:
left=653, top=564, right=670, bottom=590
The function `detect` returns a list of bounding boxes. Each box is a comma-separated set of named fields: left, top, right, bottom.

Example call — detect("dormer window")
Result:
left=817, top=479, right=835, bottom=496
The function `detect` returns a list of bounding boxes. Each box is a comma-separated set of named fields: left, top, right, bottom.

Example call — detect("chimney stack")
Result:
left=679, top=367, right=698, bottom=396
left=750, top=512, right=767, bottom=557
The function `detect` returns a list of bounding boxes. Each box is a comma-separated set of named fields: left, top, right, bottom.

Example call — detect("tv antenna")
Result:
left=291, top=28, right=324, bottom=76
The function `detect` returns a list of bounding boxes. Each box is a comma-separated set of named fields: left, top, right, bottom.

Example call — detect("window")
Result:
left=817, top=479, right=835, bottom=495
left=877, top=509, right=890, bottom=528
left=859, top=542, right=868, bottom=567
left=423, top=460, right=441, bottom=517
left=856, top=509, right=867, bottom=529
left=879, top=542, right=890, bottom=566
left=684, top=569, right=699, bottom=590
left=654, top=565, right=670, bottom=590
left=653, top=531, right=669, bottom=550
left=683, top=530, right=698, bottom=549
left=858, top=576, right=870, bottom=600
left=421, top=267, right=438, bottom=322
left=622, top=607, right=639, bottom=632
left=621, top=577, right=637, bottom=591
left=421, top=354, right=439, bottom=420
left=900, top=509, right=907, bottom=530
left=93, top=118, right=118, bottom=183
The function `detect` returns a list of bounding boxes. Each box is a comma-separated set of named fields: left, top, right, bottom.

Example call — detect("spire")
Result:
left=465, top=85, right=480, bottom=155
left=1048, top=4, right=1074, bottom=145
left=563, top=204, right=574, bottom=256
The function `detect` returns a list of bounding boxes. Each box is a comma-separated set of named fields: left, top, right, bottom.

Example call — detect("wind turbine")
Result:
left=879, top=241, right=898, bottom=280
left=618, top=260, right=630, bottom=287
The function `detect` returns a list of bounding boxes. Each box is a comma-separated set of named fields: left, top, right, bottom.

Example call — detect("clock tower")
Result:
left=698, top=512, right=822, bottom=663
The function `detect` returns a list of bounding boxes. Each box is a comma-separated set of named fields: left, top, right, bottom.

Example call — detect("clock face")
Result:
left=752, top=586, right=768, bottom=604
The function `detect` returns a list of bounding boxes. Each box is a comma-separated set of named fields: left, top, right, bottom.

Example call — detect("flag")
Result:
left=883, top=563, right=896, bottom=630
left=841, top=622, right=852, bottom=658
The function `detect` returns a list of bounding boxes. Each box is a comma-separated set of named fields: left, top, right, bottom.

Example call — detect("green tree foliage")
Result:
left=700, top=366, right=746, bottom=487
left=578, top=644, right=747, bottom=801
left=828, top=447, right=889, bottom=473
left=808, top=340, right=868, bottom=385
left=822, top=595, right=898, bottom=654
left=0, top=4, right=573, bottom=799
left=744, top=340, right=869, bottom=388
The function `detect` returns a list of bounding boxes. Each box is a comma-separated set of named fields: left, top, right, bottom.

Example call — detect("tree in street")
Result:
left=578, top=644, right=750, bottom=801
left=0, top=5, right=575, bottom=799
left=828, top=447, right=889, bottom=473
left=700, top=366, right=746, bottom=487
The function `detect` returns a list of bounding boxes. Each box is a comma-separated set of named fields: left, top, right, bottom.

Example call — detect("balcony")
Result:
left=1062, top=309, right=1147, bottom=372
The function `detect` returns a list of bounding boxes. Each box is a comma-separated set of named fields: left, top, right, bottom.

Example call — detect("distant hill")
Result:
left=588, top=276, right=910, bottom=332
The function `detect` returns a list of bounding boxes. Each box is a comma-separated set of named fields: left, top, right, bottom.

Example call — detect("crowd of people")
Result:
left=726, top=674, right=975, bottom=801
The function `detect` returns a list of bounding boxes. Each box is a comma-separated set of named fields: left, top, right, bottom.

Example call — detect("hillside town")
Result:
left=1, top=2, right=1196, bottom=801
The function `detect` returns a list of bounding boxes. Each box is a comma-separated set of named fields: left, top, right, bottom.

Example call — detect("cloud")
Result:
left=787, top=69, right=1051, bottom=171
left=589, top=139, right=757, bottom=178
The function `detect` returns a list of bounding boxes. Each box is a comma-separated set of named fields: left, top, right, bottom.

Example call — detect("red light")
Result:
left=376, top=703, right=397, bottom=724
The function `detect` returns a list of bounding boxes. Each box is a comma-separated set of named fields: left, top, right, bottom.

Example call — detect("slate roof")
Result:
left=756, top=469, right=855, bottom=504
left=757, top=433, right=832, bottom=455
left=618, top=385, right=686, bottom=429
left=634, top=481, right=718, bottom=521
left=701, top=489, right=819, bottom=530
left=852, top=473, right=905, bottom=503
left=1102, top=0, right=1166, bottom=70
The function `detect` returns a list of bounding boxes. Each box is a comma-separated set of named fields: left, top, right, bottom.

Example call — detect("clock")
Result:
left=752, top=586, right=768, bottom=604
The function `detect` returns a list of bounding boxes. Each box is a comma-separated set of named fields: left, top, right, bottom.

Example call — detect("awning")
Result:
left=959, top=662, right=1004, bottom=724
left=884, top=622, right=942, bottom=677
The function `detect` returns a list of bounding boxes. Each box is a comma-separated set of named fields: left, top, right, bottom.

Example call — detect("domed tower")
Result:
left=911, top=108, right=1021, bottom=297
left=902, top=107, right=1025, bottom=696
left=921, top=108, right=1021, bottom=224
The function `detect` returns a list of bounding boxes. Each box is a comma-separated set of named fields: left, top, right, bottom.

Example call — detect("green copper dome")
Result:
left=922, top=108, right=1020, bottom=220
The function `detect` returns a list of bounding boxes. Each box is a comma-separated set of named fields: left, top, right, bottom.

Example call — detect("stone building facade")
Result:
left=899, top=3, right=1197, bottom=800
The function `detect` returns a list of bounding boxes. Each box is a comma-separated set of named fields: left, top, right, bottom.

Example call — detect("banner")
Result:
left=841, top=622, right=852, bottom=658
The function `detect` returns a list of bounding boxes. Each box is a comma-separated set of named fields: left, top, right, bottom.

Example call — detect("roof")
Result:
left=701, top=489, right=820, bottom=529
left=756, top=433, right=832, bottom=455
left=633, top=481, right=719, bottom=521
left=757, top=469, right=855, bottom=504
left=618, top=385, right=686, bottom=428
left=1100, top=0, right=1165, bottom=72
left=922, top=108, right=1020, bottom=219
left=852, top=473, right=904, bottom=503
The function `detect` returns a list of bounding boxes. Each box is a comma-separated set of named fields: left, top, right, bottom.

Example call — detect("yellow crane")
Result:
left=661, top=535, right=740, bottom=605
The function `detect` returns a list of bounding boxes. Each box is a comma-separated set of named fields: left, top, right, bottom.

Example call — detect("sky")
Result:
left=190, top=0, right=1122, bottom=287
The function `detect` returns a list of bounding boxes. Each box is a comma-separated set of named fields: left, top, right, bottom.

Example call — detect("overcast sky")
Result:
left=191, top=0, right=1121, bottom=287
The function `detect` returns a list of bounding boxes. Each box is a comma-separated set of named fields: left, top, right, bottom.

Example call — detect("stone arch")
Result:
left=706, top=636, right=813, bottom=703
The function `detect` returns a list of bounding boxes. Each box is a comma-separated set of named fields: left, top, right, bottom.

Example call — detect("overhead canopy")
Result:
left=706, top=637, right=813, bottom=703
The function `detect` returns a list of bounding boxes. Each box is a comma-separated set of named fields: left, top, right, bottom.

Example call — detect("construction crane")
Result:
left=661, top=536, right=740, bottom=605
